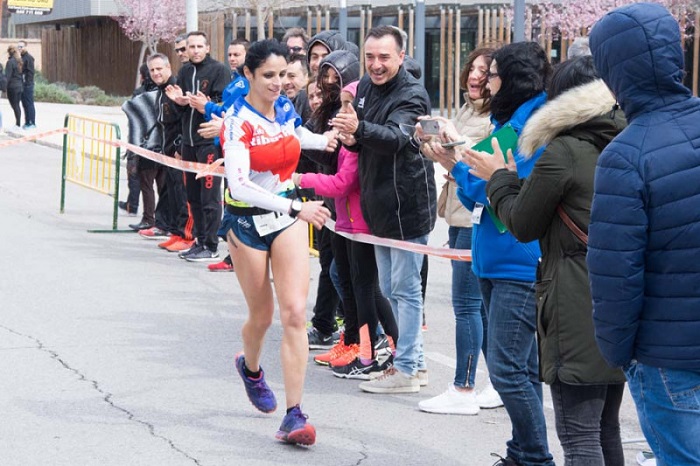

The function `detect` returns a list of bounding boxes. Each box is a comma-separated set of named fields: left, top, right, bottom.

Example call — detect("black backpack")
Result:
left=0, top=64, right=7, bottom=92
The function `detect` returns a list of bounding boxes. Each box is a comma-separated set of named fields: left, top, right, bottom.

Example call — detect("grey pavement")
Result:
left=1, top=100, right=128, bottom=149
left=0, top=101, right=650, bottom=465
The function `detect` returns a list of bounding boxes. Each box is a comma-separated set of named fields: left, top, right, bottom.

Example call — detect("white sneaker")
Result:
left=477, top=382, right=504, bottom=409
left=417, top=369, right=428, bottom=387
left=418, top=384, right=480, bottom=415
left=359, top=367, right=420, bottom=394
left=636, top=451, right=656, bottom=466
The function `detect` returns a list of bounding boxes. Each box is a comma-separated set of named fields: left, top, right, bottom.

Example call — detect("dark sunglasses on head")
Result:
left=176, top=47, right=187, bottom=53
left=289, top=46, right=304, bottom=53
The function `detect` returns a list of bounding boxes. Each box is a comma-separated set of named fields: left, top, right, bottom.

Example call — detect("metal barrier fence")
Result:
left=309, top=223, right=319, bottom=257
left=60, top=113, right=122, bottom=232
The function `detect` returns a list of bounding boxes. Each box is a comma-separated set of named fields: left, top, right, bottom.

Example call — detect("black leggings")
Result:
left=332, top=233, right=398, bottom=354
left=330, top=233, right=359, bottom=344
left=7, top=86, right=22, bottom=126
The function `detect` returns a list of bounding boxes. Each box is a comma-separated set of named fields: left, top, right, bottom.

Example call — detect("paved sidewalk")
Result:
left=1, top=100, right=128, bottom=149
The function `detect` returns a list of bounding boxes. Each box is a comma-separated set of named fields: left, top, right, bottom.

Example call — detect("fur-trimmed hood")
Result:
left=519, top=79, right=616, bottom=158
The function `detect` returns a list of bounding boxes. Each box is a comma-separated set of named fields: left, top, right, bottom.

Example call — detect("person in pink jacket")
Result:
left=293, top=81, right=398, bottom=380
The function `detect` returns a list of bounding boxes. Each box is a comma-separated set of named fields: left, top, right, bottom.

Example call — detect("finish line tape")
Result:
left=3, top=128, right=472, bottom=261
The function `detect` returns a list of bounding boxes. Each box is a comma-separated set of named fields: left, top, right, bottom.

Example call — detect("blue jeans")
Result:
left=375, top=234, right=428, bottom=376
left=479, top=278, right=554, bottom=466
left=624, top=361, right=700, bottom=466
left=449, top=226, right=486, bottom=388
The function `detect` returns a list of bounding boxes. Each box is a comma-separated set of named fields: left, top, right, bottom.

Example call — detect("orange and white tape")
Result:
left=4, top=127, right=472, bottom=261
left=327, top=220, right=471, bottom=261
left=0, top=128, right=69, bottom=148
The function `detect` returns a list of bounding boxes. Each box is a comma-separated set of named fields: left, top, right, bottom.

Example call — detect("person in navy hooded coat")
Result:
left=588, top=3, right=700, bottom=465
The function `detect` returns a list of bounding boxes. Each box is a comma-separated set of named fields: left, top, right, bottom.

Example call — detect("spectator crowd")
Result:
left=107, top=3, right=699, bottom=464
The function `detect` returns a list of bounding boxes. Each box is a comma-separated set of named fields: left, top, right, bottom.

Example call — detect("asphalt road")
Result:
left=0, top=136, right=649, bottom=465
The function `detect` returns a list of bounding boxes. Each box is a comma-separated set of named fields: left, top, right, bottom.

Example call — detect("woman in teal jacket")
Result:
left=422, top=42, right=553, bottom=466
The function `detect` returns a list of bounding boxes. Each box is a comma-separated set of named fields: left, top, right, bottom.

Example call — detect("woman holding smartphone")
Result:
left=422, top=42, right=554, bottom=466
left=415, top=46, right=501, bottom=416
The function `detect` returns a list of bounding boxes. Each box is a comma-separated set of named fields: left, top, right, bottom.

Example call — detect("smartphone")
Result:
left=419, top=119, right=441, bottom=135
left=441, top=140, right=466, bottom=148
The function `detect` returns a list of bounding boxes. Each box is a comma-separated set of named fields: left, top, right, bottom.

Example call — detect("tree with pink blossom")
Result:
left=113, top=0, right=186, bottom=87
left=533, top=0, right=696, bottom=41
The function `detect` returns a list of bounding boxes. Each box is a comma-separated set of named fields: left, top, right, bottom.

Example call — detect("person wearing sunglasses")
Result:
left=173, top=34, right=189, bottom=64
left=282, top=27, right=309, bottom=57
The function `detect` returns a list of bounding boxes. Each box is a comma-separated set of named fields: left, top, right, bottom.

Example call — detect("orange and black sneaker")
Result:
left=166, top=239, right=195, bottom=253
left=313, top=334, right=346, bottom=366
left=158, top=235, right=182, bottom=249
left=329, top=344, right=360, bottom=368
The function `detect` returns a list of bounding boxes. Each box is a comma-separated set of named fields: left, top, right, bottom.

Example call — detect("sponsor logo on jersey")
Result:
left=250, top=122, right=295, bottom=147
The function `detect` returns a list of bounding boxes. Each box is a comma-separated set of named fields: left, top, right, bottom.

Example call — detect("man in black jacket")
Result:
left=166, top=31, right=230, bottom=262
left=17, top=40, right=35, bottom=129
left=332, top=26, right=436, bottom=394
left=135, top=53, right=191, bottom=248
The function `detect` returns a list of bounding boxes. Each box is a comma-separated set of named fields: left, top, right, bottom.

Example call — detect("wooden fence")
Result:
left=41, top=18, right=183, bottom=97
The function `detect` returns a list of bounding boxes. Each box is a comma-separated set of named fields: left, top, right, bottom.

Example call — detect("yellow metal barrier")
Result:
left=60, top=113, right=123, bottom=232
left=309, top=223, right=319, bottom=257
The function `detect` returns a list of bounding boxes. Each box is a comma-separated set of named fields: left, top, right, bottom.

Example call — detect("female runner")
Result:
left=219, top=39, right=336, bottom=446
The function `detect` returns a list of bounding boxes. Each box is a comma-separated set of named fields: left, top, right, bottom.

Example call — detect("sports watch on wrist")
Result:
left=289, top=199, right=303, bottom=218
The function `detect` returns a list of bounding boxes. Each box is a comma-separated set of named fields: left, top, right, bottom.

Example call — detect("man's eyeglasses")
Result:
left=289, top=46, right=304, bottom=53
left=17, top=45, right=24, bottom=49
left=487, top=71, right=499, bottom=81
left=175, top=47, right=187, bottom=53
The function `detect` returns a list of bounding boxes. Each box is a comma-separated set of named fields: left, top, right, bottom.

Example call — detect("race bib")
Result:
left=472, top=203, right=484, bottom=225
left=253, top=212, right=296, bottom=236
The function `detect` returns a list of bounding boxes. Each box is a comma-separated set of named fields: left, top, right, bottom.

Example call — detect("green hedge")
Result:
left=34, top=81, right=76, bottom=104
left=33, top=73, right=128, bottom=106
